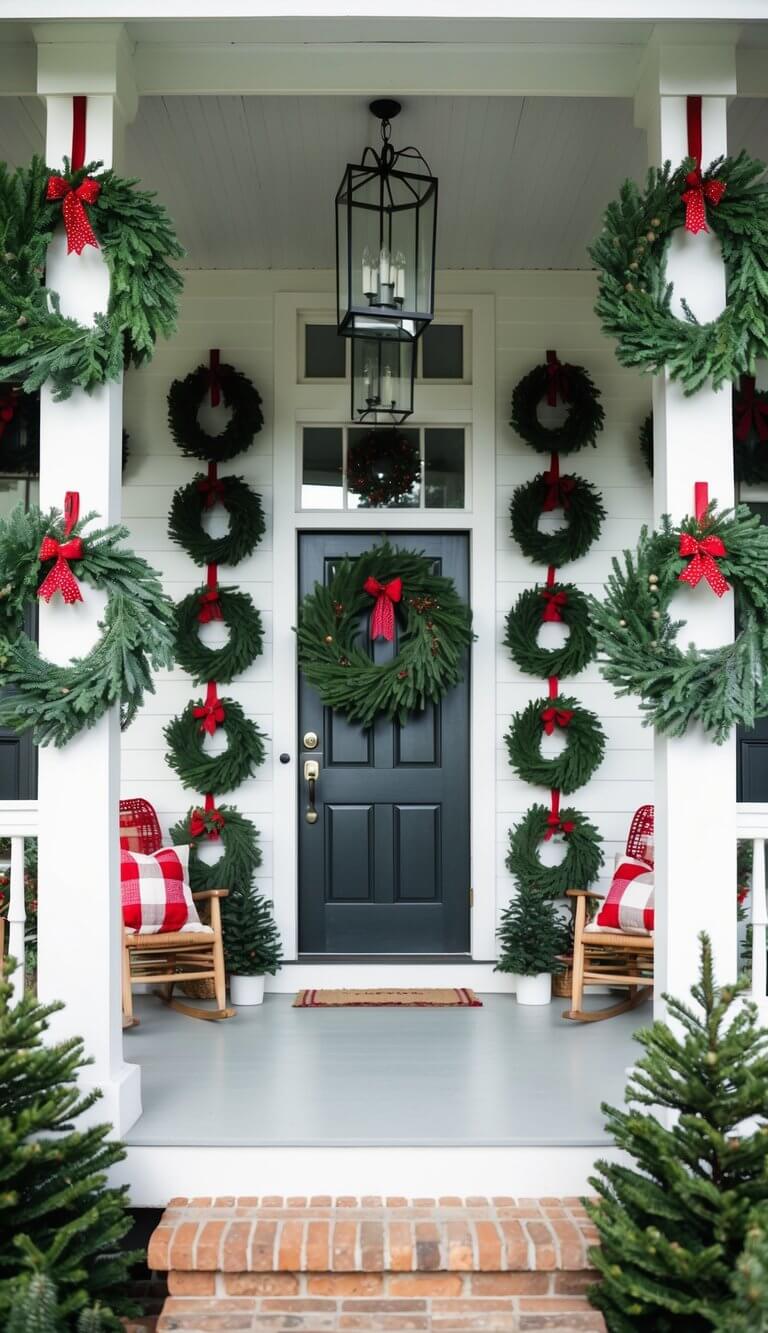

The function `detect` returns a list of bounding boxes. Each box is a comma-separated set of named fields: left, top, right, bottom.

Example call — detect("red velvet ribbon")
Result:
left=198, top=564, right=222, bottom=622
left=541, top=706, right=574, bottom=736
left=71, top=95, right=87, bottom=172
left=197, top=463, right=224, bottom=509
left=363, top=575, right=402, bottom=641
left=46, top=174, right=101, bottom=255
left=545, top=350, right=571, bottom=407
left=540, top=588, right=568, bottom=623
left=734, top=376, right=768, bottom=444
left=38, top=491, right=83, bottom=604
left=542, top=453, right=576, bottom=512
left=194, top=681, right=225, bottom=736
left=190, top=793, right=225, bottom=840
left=544, top=790, right=575, bottom=840
left=681, top=95, right=726, bottom=234
left=209, top=349, right=221, bottom=408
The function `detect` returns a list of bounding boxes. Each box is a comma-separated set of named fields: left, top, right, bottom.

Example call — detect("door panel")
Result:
left=298, top=532, right=470, bottom=955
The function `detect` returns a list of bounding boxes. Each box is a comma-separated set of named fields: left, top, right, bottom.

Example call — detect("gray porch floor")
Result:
left=123, top=992, right=644, bottom=1148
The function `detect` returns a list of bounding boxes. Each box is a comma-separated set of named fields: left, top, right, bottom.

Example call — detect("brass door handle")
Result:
left=304, top=759, right=320, bottom=824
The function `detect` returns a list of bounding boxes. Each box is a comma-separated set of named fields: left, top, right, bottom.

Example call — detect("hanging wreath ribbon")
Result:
left=542, top=454, right=576, bottom=512
left=541, top=705, right=574, bottom=735
left=544, top=790, right=575, bottom=840
left=545, top=349, right=572, bottom=406
left=681, top=96, right=726, bottom=235
left=37, top=491, right=84, bottom=604
left=197, top=567, right=223, bottom=623
left=193, top=681, right=226, bottom=736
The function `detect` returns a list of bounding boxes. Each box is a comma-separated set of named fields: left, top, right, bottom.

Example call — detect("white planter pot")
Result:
left=515, top=972, right=552, bottom=1006
left=229, top=974, right=265, bottom=1006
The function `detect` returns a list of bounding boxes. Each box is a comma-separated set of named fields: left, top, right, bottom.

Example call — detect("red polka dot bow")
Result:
left=540, top=588, right=568, bottom=623
left=678, top=532, right=730, bottom=597
left=46, top=173, right=101, bottom=255
left=540, top=706, right=574, bottom=736
left=363, top=575, right=402, bottom=642
left=681, top=167, right=726, bottom=235
left=37, top=533, right=84, bottom=603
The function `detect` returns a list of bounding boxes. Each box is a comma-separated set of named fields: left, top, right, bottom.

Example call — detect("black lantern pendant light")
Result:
left=336, top=99, right=437, bottom=345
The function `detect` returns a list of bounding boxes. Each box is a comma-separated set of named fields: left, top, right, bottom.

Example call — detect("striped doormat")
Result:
left=293, top=987, right=482, bottom=1008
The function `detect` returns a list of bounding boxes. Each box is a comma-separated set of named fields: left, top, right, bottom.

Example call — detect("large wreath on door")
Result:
left=295, top=541, right=475, bottom=728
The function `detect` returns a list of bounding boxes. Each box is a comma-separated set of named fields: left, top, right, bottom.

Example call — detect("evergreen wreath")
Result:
left=174, top=584, right=263, bottom=685
left=0, top=156, right=183, bottom=400
left=505, top=694, right=606, bottom=795
left=346, top=429, right=421, bottom=507
left=167, top=362, right=264, bottom=463
left=507, top=803, right=604, bottom=898
left=590, top=501, right=768, bottom=742
left=170, top=802, right=262, bottom=894
left=296, top=541, right=474, bottom=728
left=590, top=152, right=768, bottom=394
left=168, top=473, right=265, bottom=567
left=504, top=583, right=597, bottom=680
left=0, top=503, right=174, bottom=747
left=641, top=393, right=768, bottom=486
left=164, top=698, right=267, bottom=795
left=510, top=473, right=605, bottom=566
left=510, top=360, right=605, bottom=455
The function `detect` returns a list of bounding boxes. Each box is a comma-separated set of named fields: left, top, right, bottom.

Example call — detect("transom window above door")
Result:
left=300, top=425, right=467, bottom=510
left=299, top=316, right=469, bottom=383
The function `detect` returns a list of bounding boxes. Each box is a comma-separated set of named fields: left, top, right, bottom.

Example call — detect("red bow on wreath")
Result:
left=193, top=683, right=226, bottom=736
left=542, top=466, right=576, bottom=513
left=540, top=588, right=568, bottom=623
left=681, top=96, right=726, bottom=235
left=541, top=706, right=574, bottom=736
left=734, top=376, right=768, bottom=444
left=190, top=795, right=225, bottom=840
left=46, top=173, right=101, bottom=255
left=678, top=532, right=730, bottom=597
left=197, top=475, right=225, bottom=509
left=363, top=575, right=402, bottom=642
left=544, top=792, right=575, bottom=841
left=38, top=492, right=83, bottom=604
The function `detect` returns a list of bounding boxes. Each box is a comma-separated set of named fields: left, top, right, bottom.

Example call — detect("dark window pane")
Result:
left=425, top=429, right=465, bottom=508
left=421, top=324, right=463, bottom=380
left=302, top=428, right=343, bottom=508
left=304, top=324, right=347, bottom=378
left=347, top=427, right=421, bottom=509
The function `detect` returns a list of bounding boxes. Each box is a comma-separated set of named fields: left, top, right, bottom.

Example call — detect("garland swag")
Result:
left=164, top=698, right=267, bottom=796
left=168, top=473, right=265, bottom=567
left=510, top=360, right=605, bottom=455
left=174, top=584, right=264, bottom=685
left=506, top=802, right=604, bottom=899
left=346, top=429, right=421, bottom=507
left=510, top=472, right=605, bottom=566
left=296, top=541, right=474, bottom=728
left=505, top=694, right=606, bottom=795
left=170, top=803, right=261, bottom=895
left=591, top=501, right=768, bottom=742
left=0, top=156, right=184, bottom=399
left=590, top=151, right=768, bottom=394
left=0, top=504, right=174, bottom=746
left=167, top=362, right=264, bottom=463
left=504, top=583, right=597, bottom=680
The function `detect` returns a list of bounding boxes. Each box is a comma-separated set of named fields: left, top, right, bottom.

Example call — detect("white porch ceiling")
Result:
left=0, top=93, right=766, bottom=270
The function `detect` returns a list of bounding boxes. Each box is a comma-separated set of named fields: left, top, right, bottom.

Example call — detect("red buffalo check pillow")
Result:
left=595, top=856, right=655, bottom=935
left=120, top=844, right=206, bottom=935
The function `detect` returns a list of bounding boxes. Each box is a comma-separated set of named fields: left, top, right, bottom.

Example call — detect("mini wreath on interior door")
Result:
left=167, top=362, right=264, bottom=463
left=169, top=473, right=266, bottom=567
left=510, top=471, right=605, bottom=566
left=174, top=584, right=264, bottom=685
left=170, top=802, right=262, bottom=894
left=504, top=582, right=597, bottom=679
left=510, top=357, right=605, bottom=454
left=164, top=696, right=267, bottom=795
left=0, top=501, right=174, bottom=746
left=295, top=541, right=475, bottom=728
left=507, top=803, right=604, bottom=898
left=346, top=429, right=421, bottom=507
left=590, top=499, right=768, bottom=742
left=589, top=151, right=768, bottom=393
left=0, top=156, right=184, bottom=399
left=505, top=694, right=606, bottom=794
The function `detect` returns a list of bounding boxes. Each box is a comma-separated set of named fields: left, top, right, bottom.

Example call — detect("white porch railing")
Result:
left=0, top=800, right=38, bottom=1007
left=737, top=803, right=768, bottom=1024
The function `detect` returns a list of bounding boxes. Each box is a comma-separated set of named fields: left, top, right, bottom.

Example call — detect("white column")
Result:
left=636, top=31, right=738, bottom=1012
left=35, top=28, right=141, bottom=1134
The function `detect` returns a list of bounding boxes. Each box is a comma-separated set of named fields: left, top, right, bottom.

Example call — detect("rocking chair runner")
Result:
left=119, top=798, right=234, bottom=1024
left=563, top=804, right=654, bottom=1024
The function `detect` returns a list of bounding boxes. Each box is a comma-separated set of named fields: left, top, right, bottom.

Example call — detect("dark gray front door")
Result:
left=738, top=501, right=768, bottom=802
left=298, top=532, right=470, bottom=956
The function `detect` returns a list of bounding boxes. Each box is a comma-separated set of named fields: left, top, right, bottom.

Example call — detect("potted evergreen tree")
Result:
left=223, top=886, right=283, bottom=1005
left=495, top=882, right=567, bottom=1005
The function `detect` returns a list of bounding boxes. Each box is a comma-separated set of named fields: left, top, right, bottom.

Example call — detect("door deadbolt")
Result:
left=303, top=730, right=319, bottom=750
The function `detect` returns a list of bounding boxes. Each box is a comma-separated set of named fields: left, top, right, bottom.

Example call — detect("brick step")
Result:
left=148, top=1196, right=606, bottom=1331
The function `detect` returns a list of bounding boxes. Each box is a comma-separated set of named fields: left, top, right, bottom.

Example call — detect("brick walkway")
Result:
left=148, top=1196, right=606, bottom=1331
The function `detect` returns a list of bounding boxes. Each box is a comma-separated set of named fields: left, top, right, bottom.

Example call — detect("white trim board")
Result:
left=267, top=963, right=513, bottom=992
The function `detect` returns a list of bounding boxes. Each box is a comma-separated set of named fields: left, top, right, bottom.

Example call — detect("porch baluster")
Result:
left=7, top=835, right=26, bottom=1006
left=750, top=836, right=768, bottom=1022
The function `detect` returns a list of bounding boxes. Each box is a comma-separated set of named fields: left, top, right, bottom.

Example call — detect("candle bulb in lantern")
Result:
left=394, top=251, right=406, bottom=302
left=379, top=245, right=391, bottom=297
left=383, top=365, right=394, bottom=404
left=362, top=246, right=373, bottom=297
left=363, top=360, right=373, bottom=399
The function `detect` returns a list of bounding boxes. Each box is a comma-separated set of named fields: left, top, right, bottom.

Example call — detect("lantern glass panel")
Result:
left=351, top=337, right=414, bottom=425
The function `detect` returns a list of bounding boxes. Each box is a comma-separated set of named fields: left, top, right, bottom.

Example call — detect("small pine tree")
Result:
left=0, top=965, right=137, bottom=1329
left=587, top=934, right=768, bottom=1332
left=8, top=1261, right=107, bottom=1332
left=715, top=1206, right=768, bottom=1332
left=222, top=887, right=283, bottom=976
left=495, top=882, right=567, bottom=975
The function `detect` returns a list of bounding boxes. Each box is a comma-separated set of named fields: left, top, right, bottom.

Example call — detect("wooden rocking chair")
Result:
left=563, top=804, right=654, bottom=1023
left=119, top=798, right=234, bottom=1025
